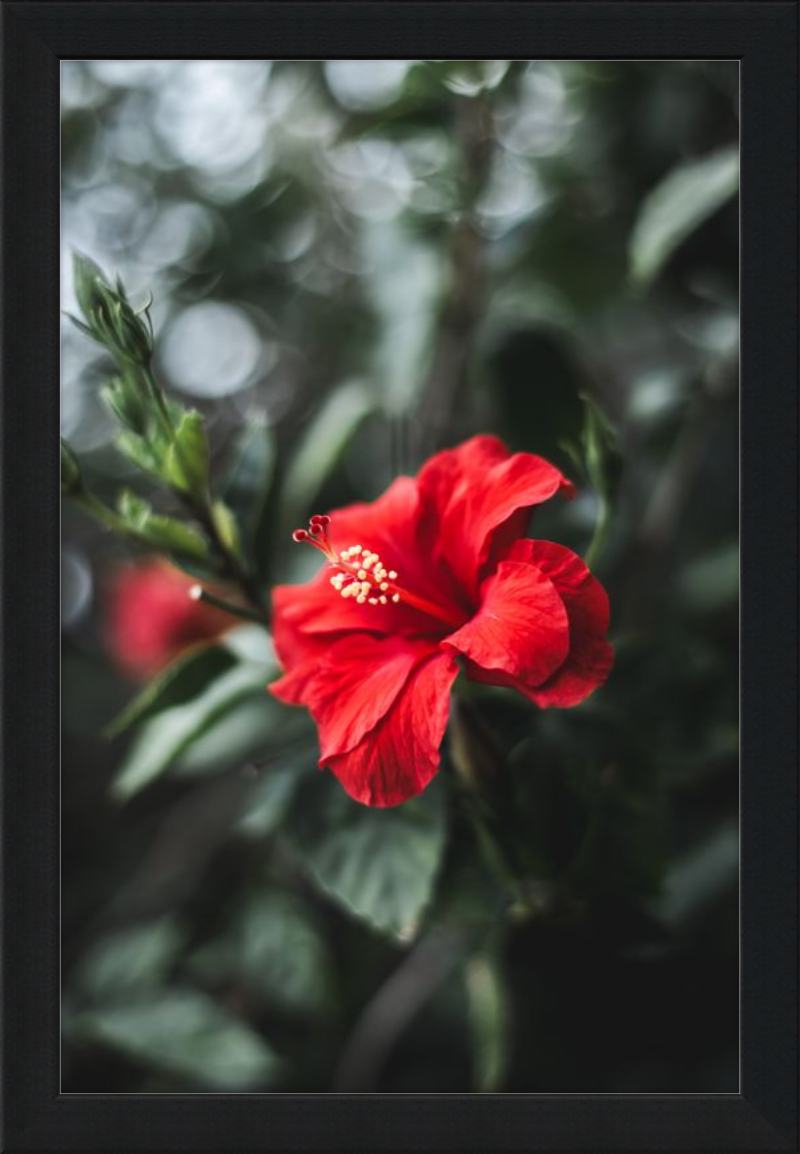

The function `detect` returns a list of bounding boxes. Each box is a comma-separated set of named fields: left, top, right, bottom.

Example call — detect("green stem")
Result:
left=584, top=491, right=611, bottom=569
left=188, top=584, right=263, bottom=625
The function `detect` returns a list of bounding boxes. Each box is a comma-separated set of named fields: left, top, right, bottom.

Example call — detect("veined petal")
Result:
left=271, top=634, right=438, bottom=759
left=417, top=435, right=574, bottom=595
left=324, top=650, right=458, bottom=807
left=445, top=560, right=570, bottom=686
left=489, top=539, right=613, bottom=707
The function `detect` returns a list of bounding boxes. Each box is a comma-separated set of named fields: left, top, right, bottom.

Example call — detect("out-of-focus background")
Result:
left=61, top=60, right=740, bottom=1094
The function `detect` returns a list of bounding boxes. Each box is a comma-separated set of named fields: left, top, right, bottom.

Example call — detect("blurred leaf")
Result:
left=237, top=753, right=315, bottom=840
left=105, top=645, right=238, bottom=739
left=61, top=437, right=82, bottom=494
left=221, top=415, right=276, bottom=575
left=212, top=499, right=244, bottom=561
left=112, top=661, right=271, bottom=800
left=288, top=774, right=447, bottom=940
left=630, top=147, right=739, bottom=284
left=191, top=891, right=332, bottom=1014
left=116, top=431, right=165, bottom=480
left=281, top=381, right=374, bottom=530
left=72, top=989, right=282, bottom=1090
left=679, top=541, right=739, bottom=615
left=74, top=918, right=185, bottom=1001
left=465, top=948, right=510, bottom=1092
left=654, top=819, right=738, bottom=930
left=164, top=409, right=210, bottom=498
left=116, top=489, right=209, bottom=560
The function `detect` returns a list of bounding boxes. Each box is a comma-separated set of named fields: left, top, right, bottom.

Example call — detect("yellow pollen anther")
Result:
left=357, top=569, right=367, bottom=580
left=357, top=594, right=367, bottom=604
left=392, top=593, right=400, bottom=603
left=380, top=582, right=388, bottom=592
left=388, top=570, right=398, bottom=580
left=379, top=596, right=387, bottom=604
left=368, top=597, right=378, bottom=605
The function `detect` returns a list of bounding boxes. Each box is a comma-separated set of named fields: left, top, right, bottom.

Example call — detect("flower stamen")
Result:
left=291, top=515, right=462, bottom=628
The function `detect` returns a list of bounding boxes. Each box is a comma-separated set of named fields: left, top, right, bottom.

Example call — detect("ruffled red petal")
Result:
left=323, top=650, right=458, bottom=807
left=471, top=539, right=613, bottom=707
left=417, top=435, right=574, bottom=597
left=270, top=634, right=439, bottom=760
left=445, top=559, right=570, bottom=686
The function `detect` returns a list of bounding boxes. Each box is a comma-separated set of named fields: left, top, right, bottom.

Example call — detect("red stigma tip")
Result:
left=317, top=514, right=331, bottom=526
left=292, top=529, right=309, bottom=542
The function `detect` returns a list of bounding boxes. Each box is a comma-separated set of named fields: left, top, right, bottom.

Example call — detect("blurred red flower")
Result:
left=105, top=559, right=231, bottom=680
left=270, top=435, right=614, bottom=808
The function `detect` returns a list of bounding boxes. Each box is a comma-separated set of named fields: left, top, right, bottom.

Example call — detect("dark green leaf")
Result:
left=191, top=890, right=332, bottom=1014
left=105, top=645, right=239, bottom=739
left=288, top=773, right=447, bottom=939
left=72, top=989, right=283, bottom=1090
left=112, top=661, right=271, bottom=799
left=74, top=918, right=185, bottom=1001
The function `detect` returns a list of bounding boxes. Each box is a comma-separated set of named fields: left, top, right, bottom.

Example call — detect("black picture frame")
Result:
left=1, top=3, right=797, bottom=1151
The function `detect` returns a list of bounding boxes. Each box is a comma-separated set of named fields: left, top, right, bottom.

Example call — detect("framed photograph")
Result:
left=1, top=2, right=797, bottom=1152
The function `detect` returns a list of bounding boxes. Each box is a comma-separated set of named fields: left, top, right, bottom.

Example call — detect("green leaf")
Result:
left=630, top=147, right=739, bottom=284
left=143, top=515, right=209, bottom=560
left=164, top=409, right=210, bottom=497
left=281, top=381, right=374, bottom=532
left=212, top=499, right=243, bottom=561
left=116, top=432, right=165, bottom=480
left=116, top=489, right=209, bottom=560
left=221, top=416, right=276, bottom=574
left=117, top=488, right=152, bottom=530
left=105, top=645, right=239, bottom=739
left=74, top=918, right=185, bottom=1001
left=190, top=891, right=332, bottom=1014
left=236, top=754, right=315, bottom=840
left=72, top=989, right=283, bottom=1090
left=288, top=773, right=447, bottom=940
left=112, top=661, right=271, bottom=799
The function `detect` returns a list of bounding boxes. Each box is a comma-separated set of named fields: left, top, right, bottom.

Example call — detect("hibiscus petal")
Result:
left=445, top=560, right=570, bottom=686
left=498, top=539, right=613, bottom=707
left=323, top=650, right=459, bottom=807
left=417, top=435, right=574, bottom=595
left=271, top=634, right=438, bottom=759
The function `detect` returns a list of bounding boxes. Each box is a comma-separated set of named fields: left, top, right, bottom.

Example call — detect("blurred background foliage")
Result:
left=61, top=60, right=739, bottom=1093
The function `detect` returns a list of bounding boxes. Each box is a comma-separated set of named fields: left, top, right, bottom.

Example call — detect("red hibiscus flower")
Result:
left=105, top=559, right=232, bottom=680
left=270, top=436, right=614, bottom=807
